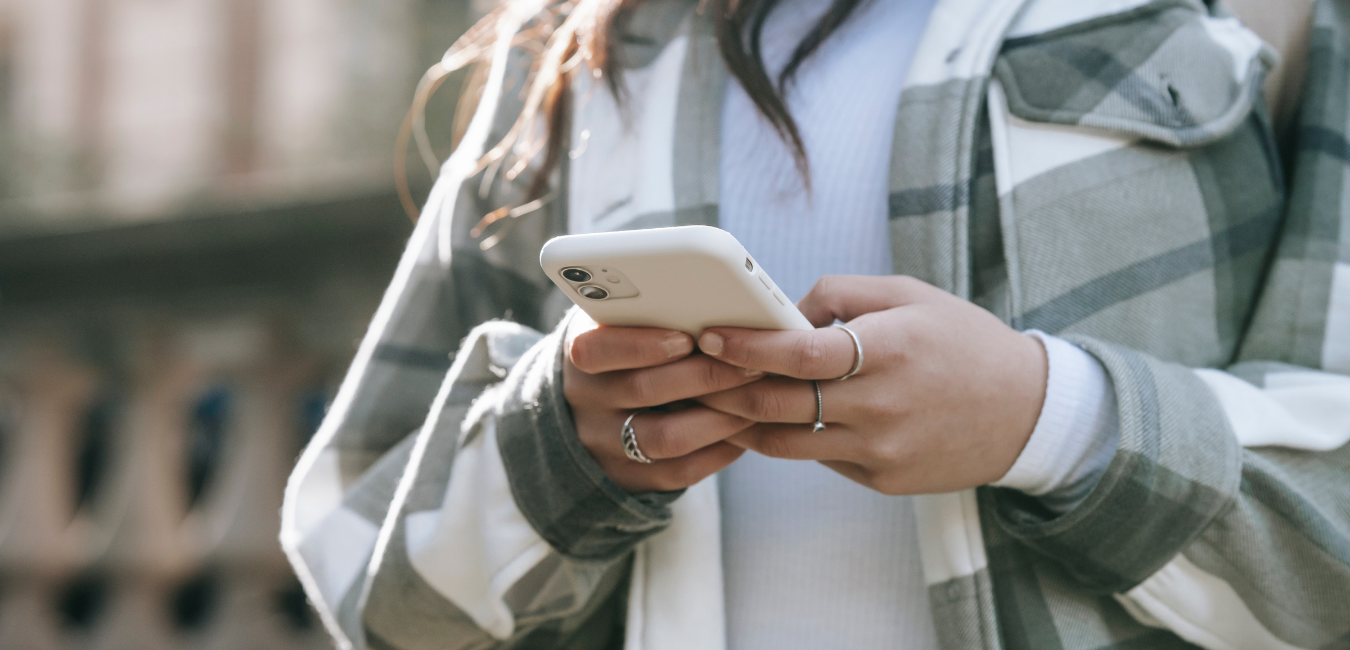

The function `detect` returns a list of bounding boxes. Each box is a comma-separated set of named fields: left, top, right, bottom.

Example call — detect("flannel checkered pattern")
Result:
left=281, top=0, right=1350, bottom=648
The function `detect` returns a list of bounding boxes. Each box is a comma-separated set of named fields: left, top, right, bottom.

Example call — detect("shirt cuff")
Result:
left=495, top=308, right=682, bottom=560
left=991, top=331, right=1120, bottom=513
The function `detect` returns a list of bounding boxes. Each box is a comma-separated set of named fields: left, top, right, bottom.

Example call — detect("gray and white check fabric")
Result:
left=281, top=1, right=1350, bottom=648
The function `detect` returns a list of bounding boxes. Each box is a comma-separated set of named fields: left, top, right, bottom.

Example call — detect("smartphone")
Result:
left=540, top=226, right=814, bottom=335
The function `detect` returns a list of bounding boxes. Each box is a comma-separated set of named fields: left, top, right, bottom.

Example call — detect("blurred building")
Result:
left=0, top=0, right=484, bottom=647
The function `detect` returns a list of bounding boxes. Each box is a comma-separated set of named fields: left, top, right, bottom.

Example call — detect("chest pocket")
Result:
left=987, top=0, right=1284, bottom=368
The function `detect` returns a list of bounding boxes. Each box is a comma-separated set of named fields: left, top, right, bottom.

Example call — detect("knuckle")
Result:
left=803, top=280, right=829, bottom=308
left=860, top=400, right=895, bottom=422
left=756, top=433, right=795, bottom=459
left=790, top=337, right=829, bottom=377
left=866, top=435, right=912, bottom=468
left=814, top=275, right=840, bottom=295
left=618, top=335, right=648, bottom=364
left=744, top=386, right=783, bottom=420
left=563, top=376, right=600, bottom=409
left=700, top=358, right=727, bottom=392
left=568, top=335, right=600, bottom=372
left=882, top=323, right=918, bottom=362
left=623, top=371, right=656, bottom=406
left=641, top=418, right=679, bottom=459
left=894, top=275, right=930, bottom=298
left=817, top=275, right=847, bottom=310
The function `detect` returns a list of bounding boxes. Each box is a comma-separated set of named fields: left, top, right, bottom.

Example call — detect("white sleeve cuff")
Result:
left=991, top=332, right=1120, bottom=511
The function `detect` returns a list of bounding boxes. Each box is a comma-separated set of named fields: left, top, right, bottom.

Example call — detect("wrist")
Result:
left=992, top=332, right=1119, bottom=510
left=993, top=330, right=1050, bottom=482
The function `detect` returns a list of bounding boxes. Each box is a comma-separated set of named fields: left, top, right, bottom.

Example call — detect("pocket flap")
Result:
left=993, top=1, right=1275, bottom=147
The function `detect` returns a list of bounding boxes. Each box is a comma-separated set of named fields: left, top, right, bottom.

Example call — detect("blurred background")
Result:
left=0, top=0, right=488, bottom=646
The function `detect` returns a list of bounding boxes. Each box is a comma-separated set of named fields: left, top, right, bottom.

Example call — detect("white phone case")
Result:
left=540, top=226, right=814, bottom=335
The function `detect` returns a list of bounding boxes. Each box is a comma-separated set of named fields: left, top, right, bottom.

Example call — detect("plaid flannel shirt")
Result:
left=280, top=0, right=1350, bottom=648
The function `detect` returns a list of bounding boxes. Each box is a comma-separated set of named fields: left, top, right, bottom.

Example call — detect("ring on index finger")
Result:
left=831, top=323, right=864, bottom=381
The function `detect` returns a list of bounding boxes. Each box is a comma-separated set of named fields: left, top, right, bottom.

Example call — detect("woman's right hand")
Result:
left=563, top=313, right=763, bottom=493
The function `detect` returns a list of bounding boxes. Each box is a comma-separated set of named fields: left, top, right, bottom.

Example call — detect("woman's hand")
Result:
left=563, top=313, right=762, bottom=493
left=694, top=275, right=1048, bottom=495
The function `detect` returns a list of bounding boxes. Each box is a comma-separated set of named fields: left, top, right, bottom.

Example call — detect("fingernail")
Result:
left=700, top=332, right=724, bottom=356
left=661, top=332, right=693, bottom=358
left=741, top=367, right=764, bottom=378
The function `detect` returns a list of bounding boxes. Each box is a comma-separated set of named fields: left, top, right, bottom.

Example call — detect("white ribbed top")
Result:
left=718, top=0, right=941, bottom=648
left=714, top=0, right=1120, bottom=647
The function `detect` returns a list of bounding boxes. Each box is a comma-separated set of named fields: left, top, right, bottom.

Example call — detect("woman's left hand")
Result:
left=695, top=275, right=1048, bottom=495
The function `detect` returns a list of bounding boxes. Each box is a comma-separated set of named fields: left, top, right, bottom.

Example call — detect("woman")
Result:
left=282, top=0, right=1350, bottom=648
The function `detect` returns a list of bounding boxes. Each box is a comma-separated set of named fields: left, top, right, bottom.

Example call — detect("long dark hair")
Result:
left=397, top=0, right=865, bottom=222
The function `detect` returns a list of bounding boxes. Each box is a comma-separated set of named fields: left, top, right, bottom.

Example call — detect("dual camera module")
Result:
left=562, top=267, right=609, bottom=300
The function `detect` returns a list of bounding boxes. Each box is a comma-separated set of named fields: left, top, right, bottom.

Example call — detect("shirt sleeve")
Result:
left=990, top=331, right=1120, bottom=513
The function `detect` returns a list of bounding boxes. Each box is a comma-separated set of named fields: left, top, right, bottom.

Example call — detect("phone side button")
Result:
left=758, top=275, right=786, bottom=304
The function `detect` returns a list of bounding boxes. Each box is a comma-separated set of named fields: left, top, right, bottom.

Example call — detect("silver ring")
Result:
left=812, top=380, right=826, bottom=432
left=831, top=323, right=864, bottom=380
left=621, top=411, right=654, bottom=464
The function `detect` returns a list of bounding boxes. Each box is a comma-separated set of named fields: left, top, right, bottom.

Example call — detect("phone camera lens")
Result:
left=578, top=285, right=609, bottom=300
left=562, top=268, right=591, bottom=283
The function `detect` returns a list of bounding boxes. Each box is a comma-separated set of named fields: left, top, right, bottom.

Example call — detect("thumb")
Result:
left=797, top=275, right=938, bottom=326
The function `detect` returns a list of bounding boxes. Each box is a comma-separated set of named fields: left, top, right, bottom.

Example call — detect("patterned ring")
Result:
left=831, top=323, right=865, bottom=381
left=621, top=411, right=654, bottom=464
